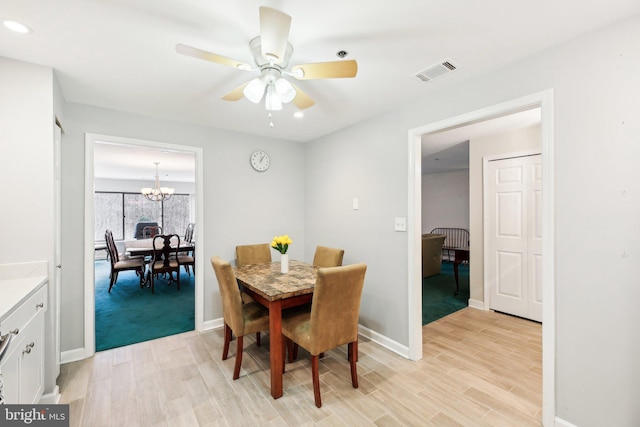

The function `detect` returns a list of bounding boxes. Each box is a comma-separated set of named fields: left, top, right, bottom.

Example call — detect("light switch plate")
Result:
left=394, top=217, right=407, bottom=232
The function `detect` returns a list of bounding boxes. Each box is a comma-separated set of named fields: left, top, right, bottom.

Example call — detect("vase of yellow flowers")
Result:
left=271, top=234, right=292, bottom=273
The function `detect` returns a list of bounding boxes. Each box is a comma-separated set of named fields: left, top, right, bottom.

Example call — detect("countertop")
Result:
left=0, top=276, right=48, bottom=323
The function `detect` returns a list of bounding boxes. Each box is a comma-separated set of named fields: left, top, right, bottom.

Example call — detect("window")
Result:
left=95, top=192, right=191, bottom=241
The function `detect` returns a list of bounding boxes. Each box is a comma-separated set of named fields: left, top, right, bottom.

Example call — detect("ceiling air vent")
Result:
left=414, top=60, right=458, bottom=83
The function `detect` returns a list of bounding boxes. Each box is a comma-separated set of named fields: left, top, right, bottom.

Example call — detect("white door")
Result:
left=486, top=154, right=542, bottom=322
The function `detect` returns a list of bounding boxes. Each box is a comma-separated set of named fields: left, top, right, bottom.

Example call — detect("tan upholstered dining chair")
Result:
left=236, top=243, right=272, bottom=265
left=287, top=245, right=345, bottom=361
left=312, top=245, right=345, bottom=268
left=235, top=243, right=272, bottom=345
left=210, top=256, right=270, bottom=380
left=282, top=263, right=367, bottom=407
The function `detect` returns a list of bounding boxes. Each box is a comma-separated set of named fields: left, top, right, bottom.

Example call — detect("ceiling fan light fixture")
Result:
left=275, top=78, right=295, bottom=103
left=265, top=84, right=283, bottom=111
left=243, top=78, right=266, bottom=103
left=178, top=6, right=357, bottom=114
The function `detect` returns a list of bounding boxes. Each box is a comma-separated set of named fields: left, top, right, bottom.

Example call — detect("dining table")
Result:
left=124, top=238, right=195, bottom=287
left=233, top=260, right=317, bottom=399
left=125, top=237, right=194, bottom=258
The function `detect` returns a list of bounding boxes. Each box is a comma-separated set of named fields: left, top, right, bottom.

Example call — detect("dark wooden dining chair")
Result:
left=184, top=222, right=195, bottom=243
left=149, top=234, right=181, bottom=293
left=104, top=229, right=145, bottom=292
left=235, top=243, right=272, bottom=345
left=210, top=256, right=270, bottom=380
left=174, top=223, right=195, bottom=276
left=143, top=225, right=162, bottom=239
left=134, top=221, right=158, bottom=239
left=282, top=263, right=367, bottom=408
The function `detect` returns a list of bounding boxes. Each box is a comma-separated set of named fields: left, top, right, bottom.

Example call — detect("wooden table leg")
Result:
left=453, top=260, right=460, bottom=295
left=452, top=248, right=469, bottom=295
left=269, top=299, right=284, bottom=399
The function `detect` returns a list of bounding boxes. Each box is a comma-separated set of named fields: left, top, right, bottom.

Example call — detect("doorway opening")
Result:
left=407, top=90, right=555, bottom=425
left=83, top=133, right=204, bottom=358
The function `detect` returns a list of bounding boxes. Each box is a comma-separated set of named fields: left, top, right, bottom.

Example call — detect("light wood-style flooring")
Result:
left=58, top=308, right=542, bottom=426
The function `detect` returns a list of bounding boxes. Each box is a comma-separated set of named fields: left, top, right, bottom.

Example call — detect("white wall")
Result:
left=304, top=14, right=640, bottom=427
left=421, top=170, right=470, bottom=234
left=0, top=57, right=59, bottom=399
left=0, top=58, right=54, bottom=264
left=468, top=124, right=541, bottom=302
left=60, top=102, right=306, bottom=352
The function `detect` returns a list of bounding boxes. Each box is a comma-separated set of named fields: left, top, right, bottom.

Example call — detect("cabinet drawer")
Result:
left=1, top=284, right=47, bottom=339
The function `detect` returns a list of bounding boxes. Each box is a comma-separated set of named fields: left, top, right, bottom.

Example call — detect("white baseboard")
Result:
left=555, top=417, right=577, bottom=427
left=39, top=386, right=60, bottom=404
left=60, top=319, right=403, bottom=372
left=202, top=317, right=223, bottom=331
left=202, top=318, right=409, bottom=361
left=468, top=298, right=485, bottom=310
left=357, top=324, right=409, bottom=359
left=202, top=318, right=408, bottom=361
left=60, top=347, right=88, bottom=364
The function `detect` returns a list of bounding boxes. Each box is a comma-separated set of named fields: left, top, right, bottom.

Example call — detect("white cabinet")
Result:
left=0, top=280, right=47, bottom=404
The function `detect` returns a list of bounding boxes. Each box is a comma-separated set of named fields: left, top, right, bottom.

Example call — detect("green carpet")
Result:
left=94, top=260, right=195, bottom=351
left=422, top=262, right=469, bottom=325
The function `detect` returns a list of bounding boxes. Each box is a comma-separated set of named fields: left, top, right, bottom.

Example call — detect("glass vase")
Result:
left=281, top=253, right=289, bottom=274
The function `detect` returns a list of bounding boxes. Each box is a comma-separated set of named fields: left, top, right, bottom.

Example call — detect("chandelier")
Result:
left=141, top=162, right=174, bottom=202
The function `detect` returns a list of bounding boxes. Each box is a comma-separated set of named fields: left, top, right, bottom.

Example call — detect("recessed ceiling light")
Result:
left=3, top=20, right=32, bottom=34
left=293, top=111, right=304, bottom=118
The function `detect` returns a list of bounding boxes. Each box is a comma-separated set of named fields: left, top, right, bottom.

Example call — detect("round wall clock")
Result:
left=250, top=150, right=270, bottom=172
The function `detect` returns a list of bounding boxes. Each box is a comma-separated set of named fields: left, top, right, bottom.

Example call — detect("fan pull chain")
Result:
left=268, top=112, right=274, bottom=128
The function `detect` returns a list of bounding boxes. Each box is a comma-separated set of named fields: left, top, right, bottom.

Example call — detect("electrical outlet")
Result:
left=394, top=217, right=407, bottom=232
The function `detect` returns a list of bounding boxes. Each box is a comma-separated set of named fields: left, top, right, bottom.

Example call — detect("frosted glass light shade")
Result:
left=275, top=78, right=296, bottom=103
left=243, top=78, right=266, bottom=103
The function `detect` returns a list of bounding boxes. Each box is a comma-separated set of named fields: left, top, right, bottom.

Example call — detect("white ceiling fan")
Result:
left=175, top=6, right=358, bottom=111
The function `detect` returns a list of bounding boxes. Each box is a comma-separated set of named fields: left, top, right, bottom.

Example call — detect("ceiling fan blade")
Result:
left=290, top=82, right=315, bottom=110
left=222, top=82, right=249, bottom=101
left=291, top=60, right=358, bottom=80
left=176, top=43, right=252, bottom=70
left=259, top=6, right=291, bottom=64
